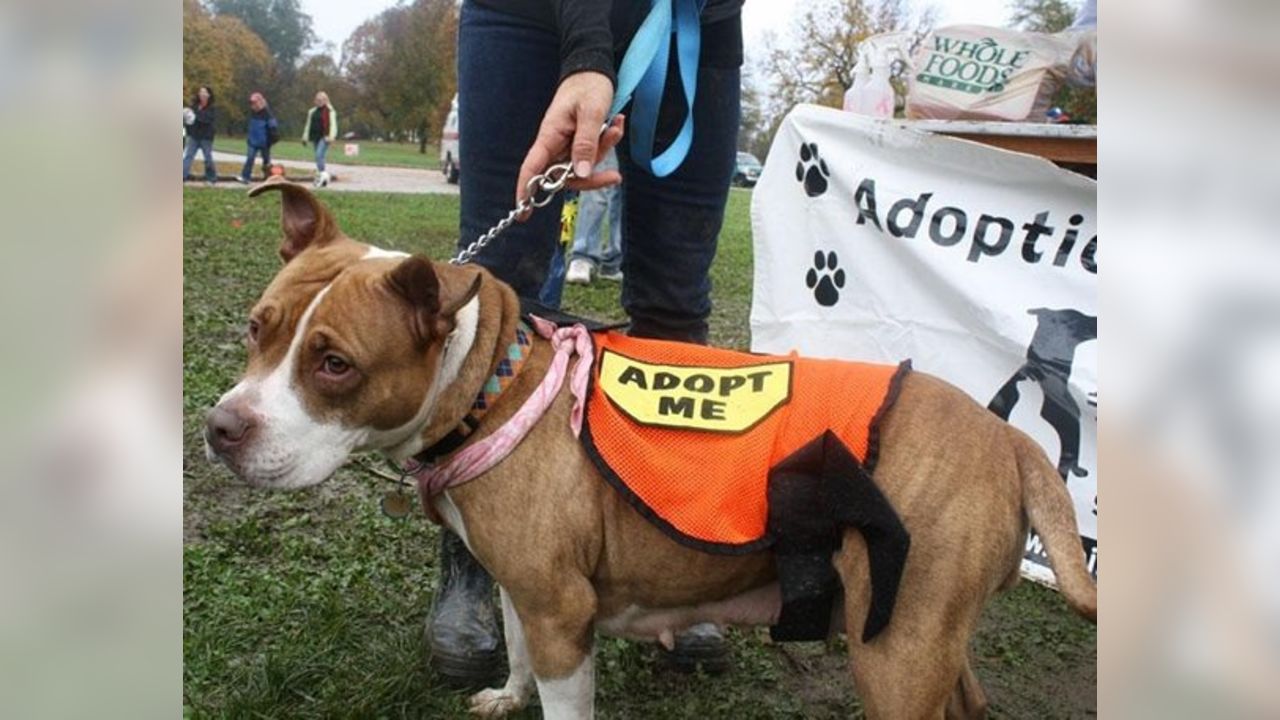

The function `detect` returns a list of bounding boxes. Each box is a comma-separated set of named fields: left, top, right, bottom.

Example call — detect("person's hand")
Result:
left=516, top=71, right=625, bottom=216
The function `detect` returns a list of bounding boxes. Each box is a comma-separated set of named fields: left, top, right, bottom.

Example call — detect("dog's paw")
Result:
left=795, top=142, right=831, bottom=197
left=468, top=687, right=529, bottom=718
left=805, top=250, right=846, bottom=307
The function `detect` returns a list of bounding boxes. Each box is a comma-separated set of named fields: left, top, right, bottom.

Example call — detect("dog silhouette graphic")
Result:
left=988, top=308, right=1097, bottom=480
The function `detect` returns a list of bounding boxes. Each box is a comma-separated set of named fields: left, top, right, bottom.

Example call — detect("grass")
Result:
left=214, top=136, right=442, bottom=171
left=183, top=188, right=1096, bottom=718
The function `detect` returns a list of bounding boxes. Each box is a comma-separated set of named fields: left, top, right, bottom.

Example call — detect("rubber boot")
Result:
left=425, top=529, right=503, bottom=688
left=659, top=622, right=732, bottom=675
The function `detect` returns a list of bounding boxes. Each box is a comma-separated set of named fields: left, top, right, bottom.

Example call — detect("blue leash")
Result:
left=609, top=0, right=705, bottom=177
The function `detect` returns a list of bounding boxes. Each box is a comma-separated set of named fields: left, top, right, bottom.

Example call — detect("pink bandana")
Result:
left=408, top=316, right=593, bottom=507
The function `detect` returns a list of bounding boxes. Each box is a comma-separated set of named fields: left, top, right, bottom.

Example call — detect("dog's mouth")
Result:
left=204, top=442, right=287, bottom=488
left=207, top=438, right=351, bottom=491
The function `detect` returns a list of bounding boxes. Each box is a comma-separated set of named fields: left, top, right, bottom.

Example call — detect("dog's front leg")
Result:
left=534, top=649, right=594, bottom=720
left=468, top=588, right=535, bottom=717
left=515, top=576, right=598, bottom=719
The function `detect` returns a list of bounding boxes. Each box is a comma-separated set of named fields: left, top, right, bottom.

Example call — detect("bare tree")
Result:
left=740, top=0, right=934, bottom=157
left=762, top=0, right=936, bottom=111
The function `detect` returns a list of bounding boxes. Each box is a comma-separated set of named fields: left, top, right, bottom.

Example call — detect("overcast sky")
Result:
left=302, top=0, right=1019, bottom=59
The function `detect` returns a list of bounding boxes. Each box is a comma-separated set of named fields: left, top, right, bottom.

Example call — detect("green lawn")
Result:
left=183, top=188, right=1096, bottom=718
left=214, top=136, right=443, bottom=171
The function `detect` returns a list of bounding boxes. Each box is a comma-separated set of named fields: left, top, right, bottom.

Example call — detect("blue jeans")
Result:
left=458, top=1, right=742, bottom=343
left=182, top=136, right=215, bottom=182
left=241, top=143, right=271, bottom=180
left=314, top=139, right=329, bottom=172
left=571, top=183, right=623, bottom=274
left=540, top=242, right=567, bottom=308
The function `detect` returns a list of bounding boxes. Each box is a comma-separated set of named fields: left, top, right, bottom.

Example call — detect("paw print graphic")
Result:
left=795, top=142, right=830, bottom=198
left=805, top=251, right=845, bottom=307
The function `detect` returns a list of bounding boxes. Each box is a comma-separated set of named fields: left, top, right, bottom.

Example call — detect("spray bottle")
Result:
left=843, top=62, right=870, bottom=112
left=845, top=33, right=911, bottom=118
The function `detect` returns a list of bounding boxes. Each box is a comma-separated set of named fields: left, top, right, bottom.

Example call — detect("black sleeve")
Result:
left=550, top=0, right=616, bottom=86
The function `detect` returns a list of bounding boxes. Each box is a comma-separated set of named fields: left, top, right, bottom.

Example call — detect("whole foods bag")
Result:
left=906, top=25, right=1077, bottom=121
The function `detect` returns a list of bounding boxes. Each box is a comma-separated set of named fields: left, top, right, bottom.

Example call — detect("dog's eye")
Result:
left=321, top=354, right=350, bottom=376
left=247, top=319, right=260, bottom=344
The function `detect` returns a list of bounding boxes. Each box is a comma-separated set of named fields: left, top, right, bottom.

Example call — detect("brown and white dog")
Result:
left=206, top=179, right=1097, bottom=719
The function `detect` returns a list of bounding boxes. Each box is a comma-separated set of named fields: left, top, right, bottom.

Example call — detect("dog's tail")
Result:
left=1011, top=428, right=1097, bottom=623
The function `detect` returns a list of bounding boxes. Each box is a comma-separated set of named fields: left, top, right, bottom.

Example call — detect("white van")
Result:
left=440, top=95, right=460, bottom=184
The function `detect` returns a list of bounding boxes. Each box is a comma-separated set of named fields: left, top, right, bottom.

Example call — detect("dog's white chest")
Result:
left=433, top=492, right=472, bottom=549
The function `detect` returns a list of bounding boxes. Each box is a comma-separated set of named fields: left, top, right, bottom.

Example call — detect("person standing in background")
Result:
left=237, top=92, right=278, bottom=184
left=181, top=85, right=217, bottom=185
left=302, top=91, right=338, bottom=186
left=565, top=147, right=624, bottom=285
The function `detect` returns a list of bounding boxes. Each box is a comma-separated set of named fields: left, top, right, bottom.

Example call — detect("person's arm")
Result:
left=327, top=107, right=338, bottom=142
left=515, top=0, right=623, bottom=210
left=550, top=0, right=616, bottom=86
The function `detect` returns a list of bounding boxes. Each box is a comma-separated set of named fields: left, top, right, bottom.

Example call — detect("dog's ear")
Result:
left=248, top=177, right=339, bottom=263
left=386, top=256, right=443, bottom=346
left=386, top=258, right=483, bottom=348
left=439, top=271, right=483, bottom=319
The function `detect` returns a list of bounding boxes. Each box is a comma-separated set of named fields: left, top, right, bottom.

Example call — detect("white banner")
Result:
left=750, top=105, right=1097, bottom=584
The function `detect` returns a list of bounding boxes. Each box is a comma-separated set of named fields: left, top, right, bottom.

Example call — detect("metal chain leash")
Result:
left=449, top=160, right=577, bottom=266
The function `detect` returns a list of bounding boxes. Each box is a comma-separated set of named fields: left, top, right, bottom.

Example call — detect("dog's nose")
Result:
left=205, top=404, right=255, bottom=455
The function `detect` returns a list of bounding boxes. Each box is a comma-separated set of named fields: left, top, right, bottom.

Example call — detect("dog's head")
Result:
left=1029, top=307, right=1098, bottom=346
left=204, top=179, right=482, bottom=489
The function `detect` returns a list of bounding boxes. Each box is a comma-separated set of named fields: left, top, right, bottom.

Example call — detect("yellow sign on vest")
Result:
left=597, top=349, right=792, bottom=432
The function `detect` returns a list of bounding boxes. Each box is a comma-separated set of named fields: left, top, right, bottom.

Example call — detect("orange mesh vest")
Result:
left=583, top=331, right=906, bottom=548
left=578, top=331, right=912, bottom=642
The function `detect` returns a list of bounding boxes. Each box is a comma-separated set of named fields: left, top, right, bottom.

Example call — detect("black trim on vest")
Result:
left=865, top=360, right=913, bottom=475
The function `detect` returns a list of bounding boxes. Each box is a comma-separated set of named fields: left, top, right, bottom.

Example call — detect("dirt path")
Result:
left=206, top=150, right=459, bottom=195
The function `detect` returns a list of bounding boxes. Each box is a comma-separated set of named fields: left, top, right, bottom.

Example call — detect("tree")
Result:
left=342, top=0, right=458, bottom=150
left=183, top=0, right=274, bottom=132
left=738, top=67, right=780, bottom=161
left=1009, top=0, right=1078, bottom=33
left=762, top=0, right=936, bottom=111
left=210, top=0, right=315, bottom=70
left=745, top=0, right=934, bottom=155
left=183, top=0, right=229, bottom=103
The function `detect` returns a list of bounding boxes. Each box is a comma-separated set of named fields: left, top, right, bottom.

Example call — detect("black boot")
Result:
left=425, top=529, right=503, bottom=688
left=659, top=622, right=732, bottom=675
